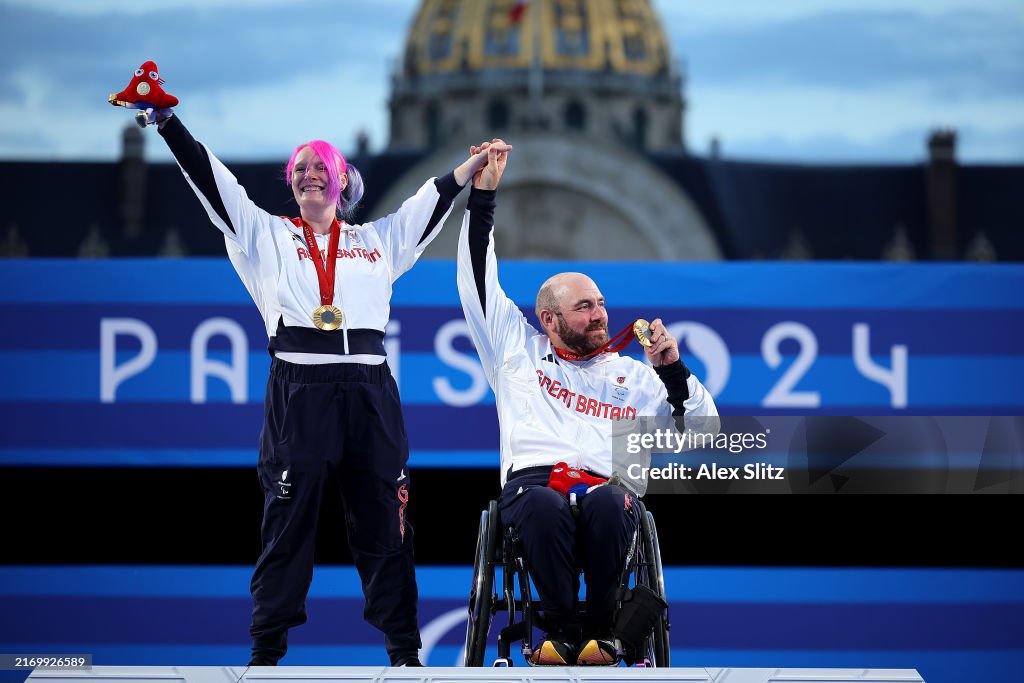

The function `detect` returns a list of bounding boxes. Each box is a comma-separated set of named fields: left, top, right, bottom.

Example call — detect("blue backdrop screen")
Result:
left=1, top=260, right=1020, bottom=468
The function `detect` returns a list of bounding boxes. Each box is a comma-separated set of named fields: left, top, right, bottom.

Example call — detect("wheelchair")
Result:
left=463, top=496, right=670, bottom=667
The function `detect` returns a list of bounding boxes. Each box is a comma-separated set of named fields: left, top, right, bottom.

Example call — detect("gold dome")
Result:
left=402, top=0, right=672, bottom=77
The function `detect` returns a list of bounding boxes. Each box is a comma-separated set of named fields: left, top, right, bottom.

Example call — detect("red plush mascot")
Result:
left=108, top=60, right=178, bottom=128
left=547, top=462, right=609, bottom=516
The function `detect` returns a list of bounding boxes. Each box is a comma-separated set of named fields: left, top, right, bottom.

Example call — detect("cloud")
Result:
left=655, top=0, right=1024, bottom=28
left=141, top=64, right=395, bottom=162
left=660, top=4, right=1024, bottom=162
left=957, top=125, right=1024, bottom=161
left=669, top=9, right=1024, bottom=97
left=1, top=0, right=416, bottom=16
left=0, top=1, right=418, bottom=158
left=687, top=80, right=1024, bottom=162
left=0, top=2, right=411, bottom=101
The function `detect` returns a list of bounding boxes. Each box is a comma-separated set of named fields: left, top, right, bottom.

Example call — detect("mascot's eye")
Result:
left=135, top=68, right=144, bottom=77
left=149, top=71, right=160, bottom=80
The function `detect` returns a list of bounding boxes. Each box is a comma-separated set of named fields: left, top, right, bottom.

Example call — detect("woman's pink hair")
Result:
left=285, top=140, right=348, bottom=210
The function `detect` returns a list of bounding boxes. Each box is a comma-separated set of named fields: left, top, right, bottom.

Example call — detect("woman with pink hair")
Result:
left=139, top=91, right=508, bottom=668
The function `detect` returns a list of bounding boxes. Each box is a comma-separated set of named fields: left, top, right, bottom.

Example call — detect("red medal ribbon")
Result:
left=293, top=217, right=341, bottom=306
left=552, top=320, right=639, bottom=362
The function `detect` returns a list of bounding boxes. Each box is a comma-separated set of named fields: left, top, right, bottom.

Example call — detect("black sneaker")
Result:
left=576, top=638, right=618, bottom=665
left=247, top=656, right=277, bottom=666
left=396, top=658, right=424, bottom=667
left=529, top=636, right=576, bottom=665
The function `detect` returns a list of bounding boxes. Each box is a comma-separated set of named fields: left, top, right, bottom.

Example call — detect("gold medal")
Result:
left=633, top=319, right=653, bottom=347
left=312, top=304, right=343, bottom=331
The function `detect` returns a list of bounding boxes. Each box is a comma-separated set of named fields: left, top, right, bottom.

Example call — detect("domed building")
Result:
left=374, top=0, right=723, bottom=261
left=390, top=0, right=683, bottom=153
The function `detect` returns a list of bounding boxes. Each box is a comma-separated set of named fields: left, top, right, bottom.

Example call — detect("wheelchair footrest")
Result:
left=492, top=657, right=512, bottom=667
left=498, top=622, right=529, bottom=645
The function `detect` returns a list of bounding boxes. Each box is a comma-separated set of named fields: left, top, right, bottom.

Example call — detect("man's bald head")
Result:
left=534, top=272, right=597, bottom=321
left=535, top=272, right=609, bottom=355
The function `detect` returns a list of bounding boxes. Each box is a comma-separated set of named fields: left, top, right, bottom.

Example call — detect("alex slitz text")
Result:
left=627, top=462, right=786, bottom=481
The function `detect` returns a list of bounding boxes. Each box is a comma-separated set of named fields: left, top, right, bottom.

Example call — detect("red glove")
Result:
left=109, top=60, right=179, bottom=109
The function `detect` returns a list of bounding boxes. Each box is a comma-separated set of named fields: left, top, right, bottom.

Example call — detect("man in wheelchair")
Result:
left=456, top=141, right=719, bottom=665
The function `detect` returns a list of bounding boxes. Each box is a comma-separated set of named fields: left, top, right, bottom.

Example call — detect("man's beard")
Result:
left=557, top=316, right=609, bottom=356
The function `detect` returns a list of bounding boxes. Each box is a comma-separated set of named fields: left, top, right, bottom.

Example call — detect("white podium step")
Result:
left=27, top=666, right=925, bottom=682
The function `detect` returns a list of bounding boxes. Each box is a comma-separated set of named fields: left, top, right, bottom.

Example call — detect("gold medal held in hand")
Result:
left=633, top=319, right=653, bottom=347
left=312, top=304, right=343, bottom=331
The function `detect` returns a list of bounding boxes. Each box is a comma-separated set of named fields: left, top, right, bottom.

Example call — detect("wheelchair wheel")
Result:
left=464, top=500, right=499, bottom=666
left=639, top=508, right=670, bottom=666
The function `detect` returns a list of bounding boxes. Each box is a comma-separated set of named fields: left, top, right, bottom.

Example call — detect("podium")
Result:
left=28, top=665, right=925, bottom=682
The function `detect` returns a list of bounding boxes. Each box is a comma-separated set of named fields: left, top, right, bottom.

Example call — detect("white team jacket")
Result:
left=165, top=118, right=458, bottom=356
left=457, top=190, right=719, bottom=486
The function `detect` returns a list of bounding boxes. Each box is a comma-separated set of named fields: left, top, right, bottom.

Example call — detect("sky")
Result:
left=0, top=0, right=1021, bottom=164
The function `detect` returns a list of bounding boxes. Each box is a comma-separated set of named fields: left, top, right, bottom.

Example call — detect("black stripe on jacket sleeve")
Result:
left=655, top=359, right=692, bottom=416
left=418, top=171, right=464, bottom=246
left=467, top=187, right=496, bottom=317
left=158, top=116, right=236, bottom=235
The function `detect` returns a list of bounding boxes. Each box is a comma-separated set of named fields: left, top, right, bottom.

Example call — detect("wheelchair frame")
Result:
left=464, top=497, right=670, bottom=667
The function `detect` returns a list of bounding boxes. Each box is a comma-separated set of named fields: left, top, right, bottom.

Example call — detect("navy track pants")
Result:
left=249, top=358, right=420, bottom=665
left=498, top=469, right=640, bottom=639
